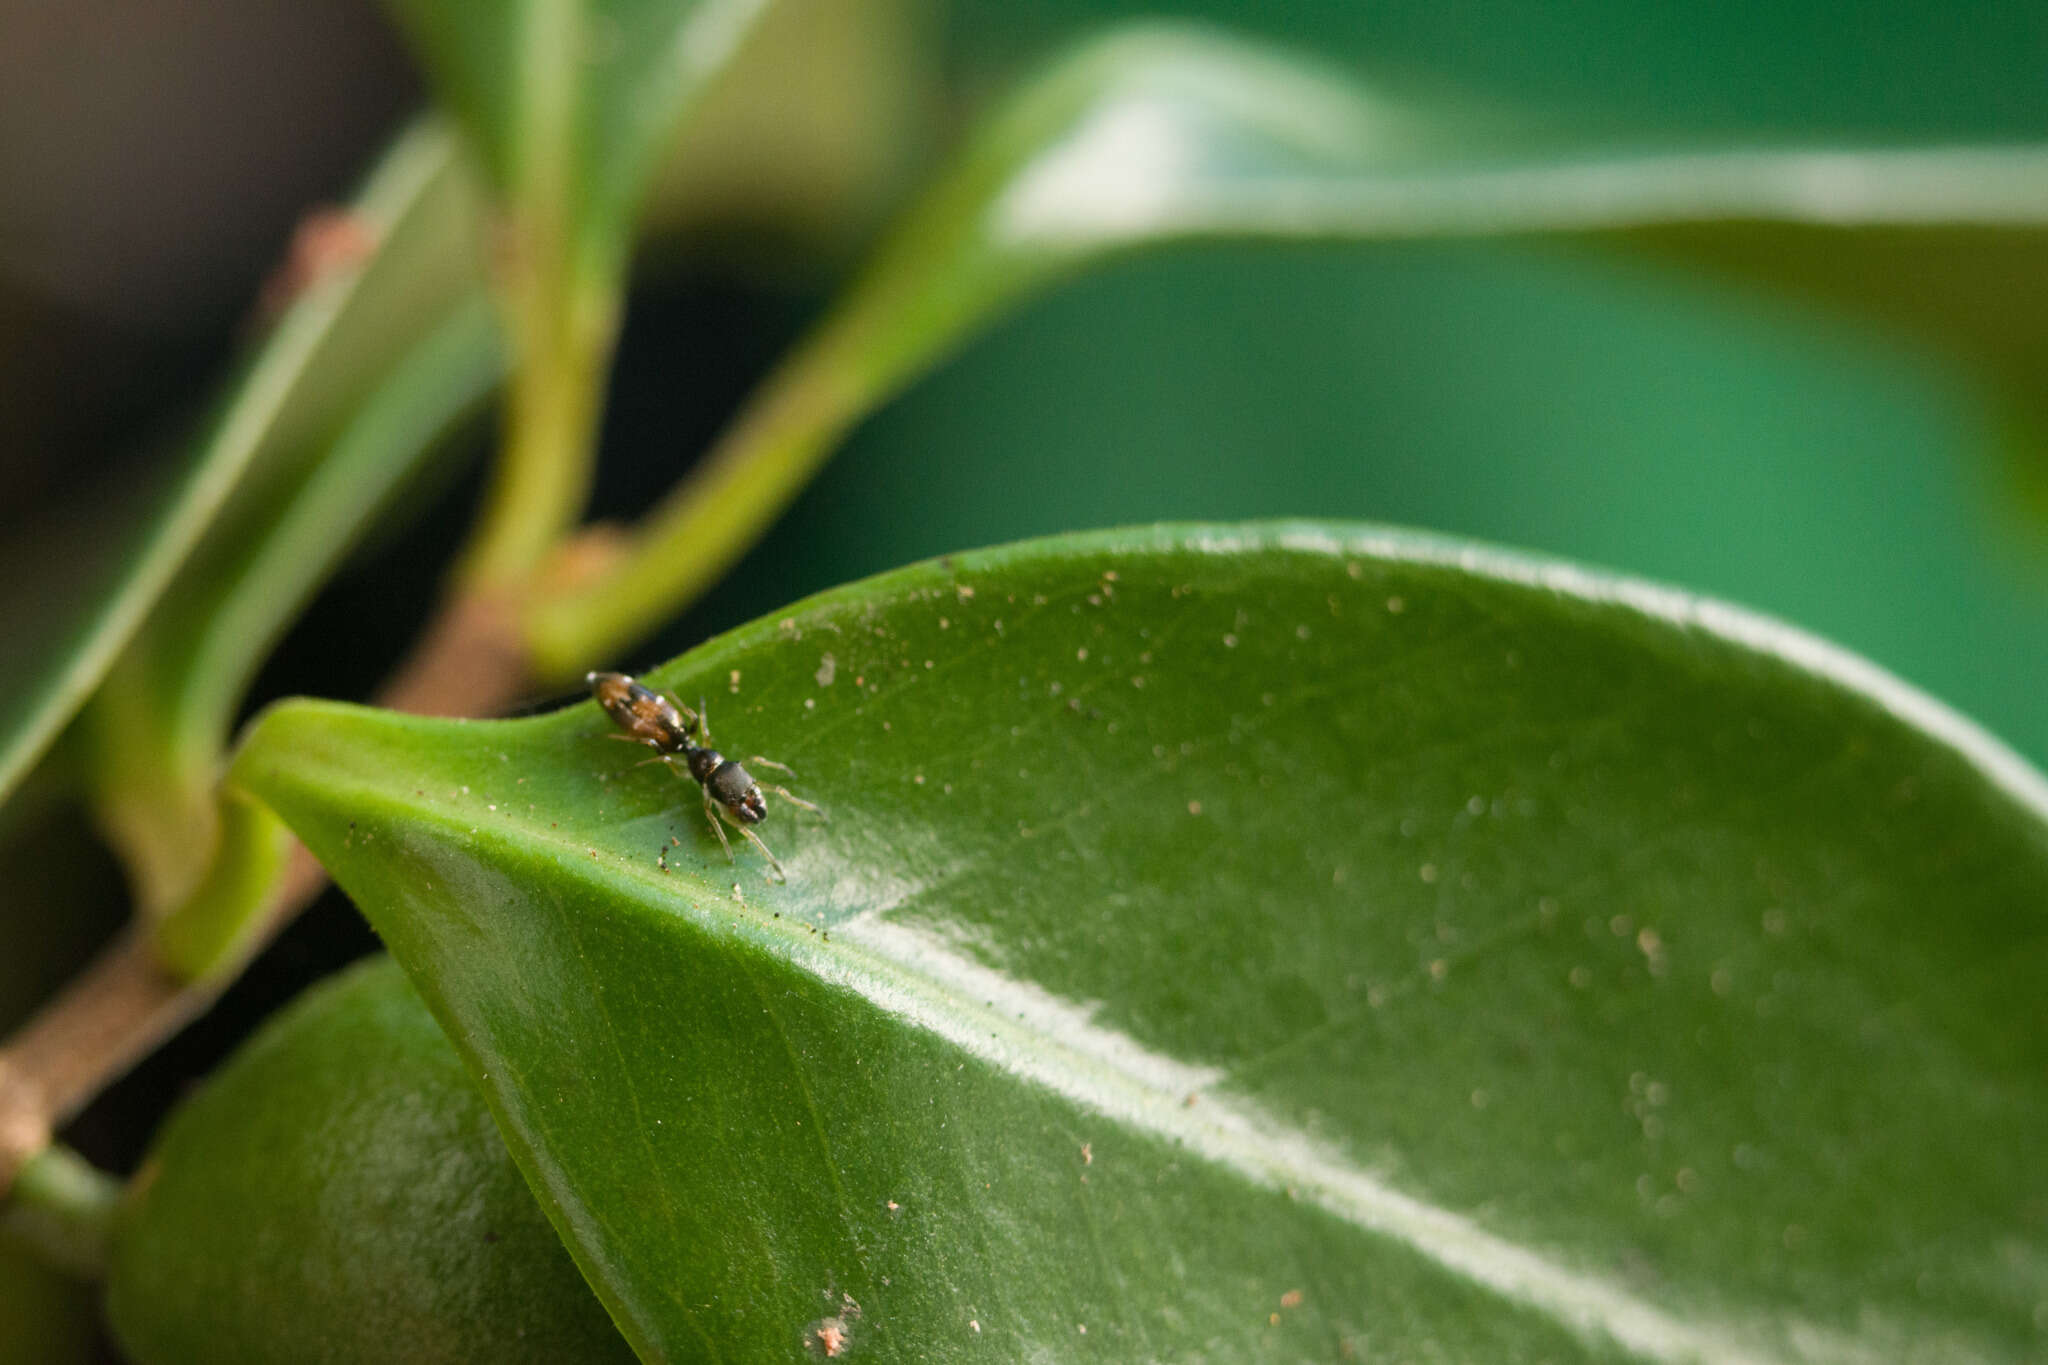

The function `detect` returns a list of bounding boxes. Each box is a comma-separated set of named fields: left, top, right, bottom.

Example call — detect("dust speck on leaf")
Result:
left=805, top=1316, right=851, bottom=1358
left=815, top=654, right=837, bottom=687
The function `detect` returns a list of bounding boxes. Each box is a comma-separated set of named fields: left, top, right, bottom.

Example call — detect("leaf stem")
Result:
left=452, top=0, right=619, bottom=593
left=1, top=1144, right=121, bottom=1280
left=455, top=259, right=619, bottom=591
left=521, top=323, right=866, bottom=676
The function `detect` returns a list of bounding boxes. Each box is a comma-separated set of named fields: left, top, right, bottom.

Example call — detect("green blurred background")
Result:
left=6, top=0, right=2045, bottom=761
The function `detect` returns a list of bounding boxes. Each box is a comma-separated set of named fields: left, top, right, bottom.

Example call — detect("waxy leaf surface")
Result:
left=235, top=524, right=2048, bottom=1362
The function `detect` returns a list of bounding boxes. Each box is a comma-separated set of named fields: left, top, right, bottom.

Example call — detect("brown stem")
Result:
left=0, top=588, right=537, bottom=1197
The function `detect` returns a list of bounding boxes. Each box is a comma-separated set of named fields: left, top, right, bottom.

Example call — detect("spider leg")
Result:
left=746, top=756, right=795, bottom=775
left=762, top=784, right=824, bottom=819
left=659, top=690, right=704, bottom=736
left=699, top=790, right=736, bottom=862
left=730, top=819, right=787, bottom=883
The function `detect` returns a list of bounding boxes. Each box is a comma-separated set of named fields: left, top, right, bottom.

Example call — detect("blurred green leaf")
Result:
left=0, top=1244, right=93, bottom=1365
left=73, top=170, right=499, bottom=977
left=237, top=523, right=2048, bottom=1361
left=947, top=0, right=2048, bottom=142
left=637, top=0, right=934, bottom=261
left=766, top=235, right=2048, bottom=767
left=106, top=956, right=635, bottom=1365
left=527, top=22, right=2048, bottom=673
left=380, top=0, right=779, bottom=586
left=381, top=0, right=774, bottom=258
left=84, top=296, right=501, bottom=943
left=0, top=119, right=488, bottom=812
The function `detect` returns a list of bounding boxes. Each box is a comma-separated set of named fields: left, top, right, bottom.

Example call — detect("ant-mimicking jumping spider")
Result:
left=587, top=670, right=821, bottom=881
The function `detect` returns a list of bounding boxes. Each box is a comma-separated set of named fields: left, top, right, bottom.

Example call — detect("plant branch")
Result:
left=455, top=274, right=616, bottom=590
left=522, top=327, right=866, bottom=678
left=0, top=928, right=192, bottom=1199
left=0, top=589, right=537, bottom=1200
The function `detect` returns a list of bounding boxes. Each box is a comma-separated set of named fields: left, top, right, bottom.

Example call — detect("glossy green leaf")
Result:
left=235, top=523, right=2048, bottom=1361
left=527, top=23, right=2048, bottom=672
left=106, top=955, right=635, bottom=1365
left=0, top=118, right=489, bottom=810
